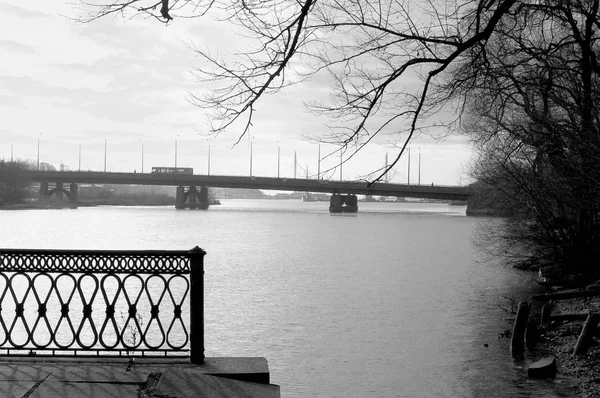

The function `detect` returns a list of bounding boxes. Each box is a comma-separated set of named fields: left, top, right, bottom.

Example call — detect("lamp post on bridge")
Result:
left=339, top=150, right=343, bottom=182
left=418, top=147, right=421, bottom=186
left=385, top=152, right=389, bottom=183
left=277, top=142, right=280, bottom=179
left=407, top=147, right=411, bottom=185
left=317, top=144, right=321, bottom=180
left=207, top=142, right=211, bottom=176
left=141, top=139, right=144, bottom=173
left=37, top=135, right=40, bottom=171
left=175, top=137, right=178, bottom=168
left=78, top=141, right=81, bottom=172
left=249, top=140, right=253, bottom=177
left=104, top=138, right=107, bottom=172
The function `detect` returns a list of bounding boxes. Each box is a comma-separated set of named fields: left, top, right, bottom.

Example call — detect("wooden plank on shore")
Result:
left=549, top=311, right=590, bottom=322
left=540, top=301, right=553, bottom=326
left=531, top=289, right=600, bottom=301
left=573, top=313, right=600, bottom=356
left=510, top=312, right=589, bottom=324
left=510, top=301, right=530, bottom=359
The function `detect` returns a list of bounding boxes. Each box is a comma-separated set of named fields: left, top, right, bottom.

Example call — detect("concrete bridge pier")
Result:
left=176, top=186, right=185, bottom=209
left=38, top=181, right=78, bottom=207
left=329, top=193, right=358, bottom=213
left=39, top=181, right=49, bottom=201
left=69, top=183, right=78, bottom=203
left=176, top=186, right=209, bottom=210
left=55, top=182, right=64, bottom=201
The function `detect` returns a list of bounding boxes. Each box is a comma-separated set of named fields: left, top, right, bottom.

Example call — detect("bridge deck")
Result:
left=25, top=171, right=471, bottom=201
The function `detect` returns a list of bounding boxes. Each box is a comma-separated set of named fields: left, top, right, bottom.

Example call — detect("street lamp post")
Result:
left=407, top=147, right=411, bottom=185
left=175, top=138, right=178, bottom=168
left=37, top=136, right=40, bottom=171
left=141, top=139, right=144, bottom=173
left=418, top=148, right=421, bottom=186
left=104, top=138, right=107, bottom=172
left=317, top=144, right=321, bottom=180
left=207, top=144, right=211, bottom=176
left=385, top=152, right=389, bottom=183
left=277, top=143, right=280, bottom=179
left=249, top=141, right=253, bottom=177
left=339, top=150, right=343, bottom=181
left=78, top=142, right=81, bottom=171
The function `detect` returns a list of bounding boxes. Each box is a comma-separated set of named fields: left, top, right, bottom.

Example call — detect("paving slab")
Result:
left=0, top=357, right=279, bottom=397
left=46, top=365, right=148, bottom=383
left=29, top=381, right=141, bottom=398
left=0, top=363, right=55, bottom=381
left=155, top=369, right=280, bottom=398
left=0, top=379, right=38, bottom=398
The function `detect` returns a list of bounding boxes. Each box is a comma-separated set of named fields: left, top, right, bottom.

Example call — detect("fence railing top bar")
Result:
left=0, top=248, right=205, bottom=257
left=0, top=246, right=205, bottom=274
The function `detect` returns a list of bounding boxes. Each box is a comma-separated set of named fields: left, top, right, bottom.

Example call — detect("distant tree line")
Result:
left=0, top=160, right=56, bottom=205
left=0, top=160, right=32, bottom=205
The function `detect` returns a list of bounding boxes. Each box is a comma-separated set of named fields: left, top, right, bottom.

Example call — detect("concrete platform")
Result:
left=0, top=357, right=279, bottom=397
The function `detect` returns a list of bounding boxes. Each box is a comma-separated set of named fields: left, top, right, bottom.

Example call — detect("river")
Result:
left=0, top=200, right=574, bottom=397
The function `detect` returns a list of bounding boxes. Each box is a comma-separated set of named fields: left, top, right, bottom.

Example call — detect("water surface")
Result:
left=0, top=200, right=573, bottom=396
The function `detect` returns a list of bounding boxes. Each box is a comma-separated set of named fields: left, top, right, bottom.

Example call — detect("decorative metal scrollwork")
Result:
left=0, top=248, right=205, bottom=359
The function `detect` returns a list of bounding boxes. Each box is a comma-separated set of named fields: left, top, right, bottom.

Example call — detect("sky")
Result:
left=0, top=1, right=474, bottom=185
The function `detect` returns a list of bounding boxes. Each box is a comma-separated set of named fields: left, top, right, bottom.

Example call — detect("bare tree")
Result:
left=74, top=0, right=600, bottom=269
left=73, top=0, right=521, bottom=181
left=461, top=1, right=600, bottom=271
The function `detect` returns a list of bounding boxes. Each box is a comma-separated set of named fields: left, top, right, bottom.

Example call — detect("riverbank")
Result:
left=0, top=198, right=221, bottom=210
left=0, top=202, right=80, bottom=210
left=0, top=199, right=173, bottom=210
left=524, top=288, right=600, bottom=397
left=536, top=295, right=600, bottom=397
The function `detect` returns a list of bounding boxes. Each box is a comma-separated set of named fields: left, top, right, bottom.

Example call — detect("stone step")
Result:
left=154, top=369, right=280, bottom=397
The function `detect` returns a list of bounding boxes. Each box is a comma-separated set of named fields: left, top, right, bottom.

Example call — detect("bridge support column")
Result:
left=198, top=187, right=209, bottom=209
left=39, top=181, right=49, bottom=201
left=55, top=182, right=64, bottom=201
left=175, top=186, right=209, bottom=210
left=69, top=183, right=78, bottom=204
left=329, top=193, right=358, bottom=213
left=38, top=181, right=77, bottom=207
left=176, top=186, right=186, bottom=209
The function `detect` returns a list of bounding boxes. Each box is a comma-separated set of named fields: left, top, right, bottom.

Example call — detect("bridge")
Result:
left=24, top=171, right=472, bottom=213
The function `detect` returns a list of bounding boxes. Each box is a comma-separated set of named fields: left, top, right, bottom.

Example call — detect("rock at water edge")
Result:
left=528, top=356, right=557, bottom=379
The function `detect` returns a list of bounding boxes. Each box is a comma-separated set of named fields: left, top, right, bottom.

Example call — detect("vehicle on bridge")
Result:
left=151, top=167, right=193, bottom=174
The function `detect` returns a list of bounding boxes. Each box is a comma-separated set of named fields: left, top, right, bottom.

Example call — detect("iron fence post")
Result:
left=189, top=246, right=206, bottom=364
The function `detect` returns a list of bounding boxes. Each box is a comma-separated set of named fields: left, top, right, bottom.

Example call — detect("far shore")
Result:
left=0, top=199, right=173, bottom=210
left=0, top=197, right=225, bottom=210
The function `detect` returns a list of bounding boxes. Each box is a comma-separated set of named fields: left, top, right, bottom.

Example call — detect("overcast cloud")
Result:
left=0, top=1, right=473, bottom=184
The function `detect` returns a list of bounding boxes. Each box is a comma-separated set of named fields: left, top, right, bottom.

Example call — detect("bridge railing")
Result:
left=0, top=247, right=205, bottom=363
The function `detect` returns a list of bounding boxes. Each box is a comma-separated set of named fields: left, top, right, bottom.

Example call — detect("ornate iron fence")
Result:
left=0, top=247, right=205, bottom=363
